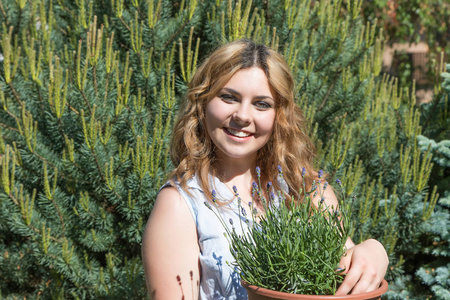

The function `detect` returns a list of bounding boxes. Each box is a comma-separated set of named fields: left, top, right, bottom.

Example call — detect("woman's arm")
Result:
left=142, top=187, right=200, bottom=299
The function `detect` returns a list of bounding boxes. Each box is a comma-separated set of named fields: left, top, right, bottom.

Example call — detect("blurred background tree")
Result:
left=362, top=0, right=449, bottom=51
left=361, top=0, right=449, bottom=92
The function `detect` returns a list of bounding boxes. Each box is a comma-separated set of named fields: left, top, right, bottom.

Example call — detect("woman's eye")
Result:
left=219, top=94, right=237, bottom=102
left=254, top=101, right=272, bottom=109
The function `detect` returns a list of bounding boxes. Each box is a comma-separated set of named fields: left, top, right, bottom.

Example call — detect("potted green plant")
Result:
left=206, top=167, right=388, bottom=299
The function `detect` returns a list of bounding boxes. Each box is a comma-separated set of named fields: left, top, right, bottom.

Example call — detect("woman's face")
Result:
left=205, top=67, right=276, bottom=163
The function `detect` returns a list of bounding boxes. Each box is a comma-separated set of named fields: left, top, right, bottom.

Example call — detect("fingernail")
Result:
left=335, top=267, right=344, bottom=272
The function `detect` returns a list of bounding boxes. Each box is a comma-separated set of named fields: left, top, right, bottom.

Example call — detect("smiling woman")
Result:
left=141, top=39, right=389, bottom=299
left=167, top=39, right=317, bottom=200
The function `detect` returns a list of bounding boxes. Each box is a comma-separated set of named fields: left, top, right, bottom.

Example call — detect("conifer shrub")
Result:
left=412, top=64, right=450, bottom=300
left=0, top=0, right=447, bottom=298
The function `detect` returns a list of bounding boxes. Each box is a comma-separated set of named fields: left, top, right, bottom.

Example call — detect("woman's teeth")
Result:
left=226, top=128, right=251, bottom=137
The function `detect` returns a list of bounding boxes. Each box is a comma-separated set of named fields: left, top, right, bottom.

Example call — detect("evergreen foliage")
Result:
left=412, top=64, right=450, bottom=300
left=0, top=0, right=447, bottom=298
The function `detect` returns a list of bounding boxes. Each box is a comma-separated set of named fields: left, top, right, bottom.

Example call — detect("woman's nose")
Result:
left=233, top=103, right=252, bottom=124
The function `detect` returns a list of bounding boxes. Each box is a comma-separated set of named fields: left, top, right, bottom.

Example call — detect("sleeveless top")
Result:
left=161, top=174, right=251, bottom=299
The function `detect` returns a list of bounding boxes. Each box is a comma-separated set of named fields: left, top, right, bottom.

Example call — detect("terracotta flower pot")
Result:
left=242, top=279, right=388, bottom=300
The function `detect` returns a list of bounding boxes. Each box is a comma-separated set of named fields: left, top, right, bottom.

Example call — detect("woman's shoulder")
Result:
left=160, top=173, right=204, bottom=193
left=158, top=173, right=210, bottom=223
left=152, top=186, right=189, bottom=219
left=149, top=182, right=199, bottom=238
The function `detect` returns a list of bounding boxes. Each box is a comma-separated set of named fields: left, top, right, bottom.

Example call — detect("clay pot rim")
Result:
left=241, top=279, right=388, bottom=300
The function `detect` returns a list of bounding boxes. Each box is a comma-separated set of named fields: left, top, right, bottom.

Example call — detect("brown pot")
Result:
left=242, top=279, right=388, bottom=300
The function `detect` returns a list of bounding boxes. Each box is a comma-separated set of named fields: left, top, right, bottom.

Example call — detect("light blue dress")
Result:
left=161, top=174, right=250, bottom=299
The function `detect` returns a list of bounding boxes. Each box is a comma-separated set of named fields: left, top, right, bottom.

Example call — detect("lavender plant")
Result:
left=205, top=167, right=352, bottom=295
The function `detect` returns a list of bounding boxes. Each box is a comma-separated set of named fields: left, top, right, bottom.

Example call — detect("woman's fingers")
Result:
left=335, top=239, right=388, bottom=295
left=348, top=265, right=377, bottom=294
left=334, top=248, right=354, bottom=295
left=336, top=263, right=379, bottom=295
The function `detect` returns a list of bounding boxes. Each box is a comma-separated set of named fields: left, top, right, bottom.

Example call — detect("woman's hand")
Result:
left=335, top=238, right=389, bottom=295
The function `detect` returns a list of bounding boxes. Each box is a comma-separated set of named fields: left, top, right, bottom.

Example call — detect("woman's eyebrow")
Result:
left=221, top=87, right=240, bottom=95
left=221, top=87, right=274, bottom=101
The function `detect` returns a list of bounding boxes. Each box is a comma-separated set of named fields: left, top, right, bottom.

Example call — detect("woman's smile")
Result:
left=223, top=127, right=252, bottom=139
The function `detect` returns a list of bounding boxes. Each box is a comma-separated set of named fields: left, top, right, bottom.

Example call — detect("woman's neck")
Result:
left=215, top=157, right=255, bottom=184
left=214, top=161, right=252, bottom=195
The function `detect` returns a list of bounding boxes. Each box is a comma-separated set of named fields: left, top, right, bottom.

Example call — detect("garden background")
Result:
left=0, top=0, right=448, bottom=299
